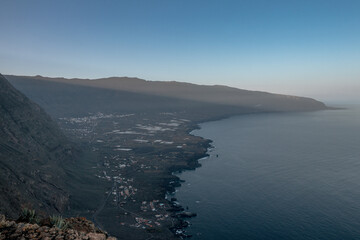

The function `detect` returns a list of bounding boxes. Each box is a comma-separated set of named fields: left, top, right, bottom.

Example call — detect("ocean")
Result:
left=173, top=105, right=360, bottom=240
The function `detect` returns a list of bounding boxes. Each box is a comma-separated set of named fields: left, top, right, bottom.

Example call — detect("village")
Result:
left=58, top=111, right=208, bottom=239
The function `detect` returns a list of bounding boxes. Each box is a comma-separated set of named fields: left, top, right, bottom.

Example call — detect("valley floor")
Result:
left=59, top=112, right=211, bottom=239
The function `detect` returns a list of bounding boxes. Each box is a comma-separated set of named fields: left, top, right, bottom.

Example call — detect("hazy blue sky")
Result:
left=1, top=0, right=359, bottom=102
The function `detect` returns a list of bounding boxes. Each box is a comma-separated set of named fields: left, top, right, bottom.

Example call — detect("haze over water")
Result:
left=174, top=106, right=360, bottom=240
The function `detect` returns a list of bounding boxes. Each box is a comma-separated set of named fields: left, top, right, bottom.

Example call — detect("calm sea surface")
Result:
left=174, top=106, right=360, bottom=240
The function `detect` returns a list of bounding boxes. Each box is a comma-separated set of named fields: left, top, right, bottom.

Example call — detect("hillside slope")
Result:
left=0, top=74, right=74, bottom=218
left=6, top=75, right=327, bottom=119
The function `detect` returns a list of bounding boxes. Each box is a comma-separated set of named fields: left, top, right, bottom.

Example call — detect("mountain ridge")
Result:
left=9, top=74, right=319, bottom=98
left=6, top=74, right=327, bottom=114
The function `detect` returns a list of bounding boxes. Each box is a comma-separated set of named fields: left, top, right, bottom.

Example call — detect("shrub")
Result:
left=19, top=208, right=39, bottom=224
left=49, top=215, right=69, bottom=230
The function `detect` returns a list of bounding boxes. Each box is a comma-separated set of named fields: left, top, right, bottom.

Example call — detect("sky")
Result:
left=1, top=0, right=360, bottom=102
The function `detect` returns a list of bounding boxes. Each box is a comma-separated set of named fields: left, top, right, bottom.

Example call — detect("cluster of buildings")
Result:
left=59, top=112, right=135, bottom=124
left=140, top=200, right=166, bottom=212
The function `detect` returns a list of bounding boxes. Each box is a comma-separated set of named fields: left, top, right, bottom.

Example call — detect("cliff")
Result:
left=0, top=74, right=74, bottom=218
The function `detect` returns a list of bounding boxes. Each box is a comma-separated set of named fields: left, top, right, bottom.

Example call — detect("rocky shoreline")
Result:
left=164, top=126, right=213, bottom=239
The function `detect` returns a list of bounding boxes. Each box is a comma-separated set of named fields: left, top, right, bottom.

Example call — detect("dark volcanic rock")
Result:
left=0, top=74, right=74, bottom=218
left=176, top=212, right=197, bottom=218
left=0, top=214, right=117, bottom=240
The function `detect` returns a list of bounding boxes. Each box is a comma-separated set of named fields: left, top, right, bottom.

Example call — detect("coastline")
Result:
left=53, top=109, right=337, bottom=239
left=164, top=123, right=214, bottom=238
left=162, top=107, right=339, bottom=238
left=158, top=106, right=360, bottom=240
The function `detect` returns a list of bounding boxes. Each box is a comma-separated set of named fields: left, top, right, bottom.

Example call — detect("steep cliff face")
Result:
left=0, top=74, right=74, bottom=218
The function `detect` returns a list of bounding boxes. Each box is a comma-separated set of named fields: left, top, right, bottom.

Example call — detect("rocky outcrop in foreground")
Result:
left=0, top=214, right=117, bottom=240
